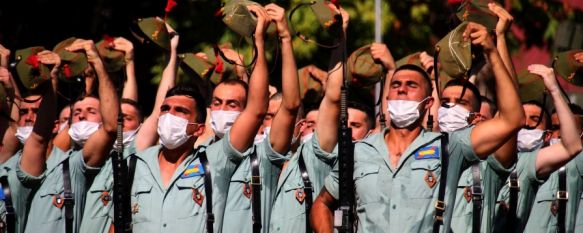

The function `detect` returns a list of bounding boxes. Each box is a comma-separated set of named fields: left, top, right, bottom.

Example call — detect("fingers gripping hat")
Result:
left=14, top=46, right=52, bottom=90
left=310, top=0, right=340, bottom=29
left=347, top=45, right=384, bottom=87
left=53, top=37, right=89, bottom=82
left=297, top=66, right=323, bottom=99
left=96, top=36, right=125, bottom=73
left=517, top=70, right=545, bottom=103
left=436, top=22, right=472, bottom=79
left=553, top=49, right=583, bottom=86
left=221, top=0, right=263, bottom=38
left=456, top=0, right=499, bottom=31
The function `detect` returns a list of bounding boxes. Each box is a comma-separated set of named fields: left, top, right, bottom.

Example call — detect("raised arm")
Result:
left=316, top=6, right=348, bottom=153
left=490, top=3, right=517, bottom=83
left=265, top=3, right=301, bottom=154
left=134, top=25, right=179, bottom=152
left=67, top=39, right=119, bottom=167
left=530, top=64, right=583, bottom=177
left=229, top=5, right=270, bottom=152
left=0, top=67, right=19, bottom=163
left=467, top=23, right=525, bottom=158
left=112, top=37, right=138, bottom=101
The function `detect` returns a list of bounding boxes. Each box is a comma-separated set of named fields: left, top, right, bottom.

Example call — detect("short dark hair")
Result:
left=348, top=101, right=374, bottom=130
left=121, top=98, right=143, bottom=122
left=443, top=79, right=482, bottom=112
left=166, top=85, right=207, bottom=123
left=217, top=79, right=249, bottom=93
left=480, top=96, right=497, bottom=116
left=523, top=100, right=550, bottom=129
left=393, top=64, right=433, bottom=97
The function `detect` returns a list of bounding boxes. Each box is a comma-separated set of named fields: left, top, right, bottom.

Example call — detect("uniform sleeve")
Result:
left=221, top=130, right=248, bottom=163
left=519, top=151, right=546, bottom=184
left=485, top=156, right=513, bottom=178
left=573, top=151, right=583, bottom=177
left=448, top=127, right=480, bottom=165
left=71, top=150, right=102, bottom=177
left=14, top=152, right=44, bottom=187
left=308, top=132, right=338, bottom=164
left=260, top=136, right=288, bottom=167
left=323, top=162, right=339, bottom=200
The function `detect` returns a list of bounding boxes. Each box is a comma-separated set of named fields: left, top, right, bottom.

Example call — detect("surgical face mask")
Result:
left=301, top=132, right=314, bottom=144
left=549, top=138, right=561, bottom=146
left=58, top=122, right=68, bottom=133
left=438, top=104, right=471, bottom=133
left=517, top=128, right=545, bottom=152
left=113, top=126, right=140, bottom=150
left=15, top=126, right=33, bottom=144
left=158, top=113, right=195, bottom=150
left=387, top=98, right=428, bottom=128
left=69, top=121, right=101, bottom=146
left=211, top=110, right=241, bottom=138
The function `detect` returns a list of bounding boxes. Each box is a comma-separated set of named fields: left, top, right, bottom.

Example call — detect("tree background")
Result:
left=1, top=0, right=582, bottom=111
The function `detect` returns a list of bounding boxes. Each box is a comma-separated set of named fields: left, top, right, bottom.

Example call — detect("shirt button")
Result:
left=392, top=205, right=396, bottom=209
left=163, top=223, right=167, bottom=227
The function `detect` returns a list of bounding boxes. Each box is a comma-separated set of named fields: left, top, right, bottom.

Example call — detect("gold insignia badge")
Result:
left=52, top=195, right=64, bottom=209
left=424, top=171, right=437, bottom=189
left=295, top=189, right=306, bottom=204
left=193, top=188, right=205, bottom=206
left=100, top=191, right=111, bottom=206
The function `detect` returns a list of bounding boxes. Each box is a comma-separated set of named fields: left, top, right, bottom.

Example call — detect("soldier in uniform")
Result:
left=311, top=22, right=525, bottom=232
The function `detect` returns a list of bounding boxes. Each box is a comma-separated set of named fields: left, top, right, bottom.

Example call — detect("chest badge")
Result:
left=131, top=202, right=140, bottom=214
left=551, top=201, right=559, bottom=216
left=193, top=188, right=205, bottom=206
left=463, top=187, right=472, bottom=202
left=415, top=146, right=440, bottom=160
left=424, top=171, right=437, bottom=188
left=295, top=189, right=306, bottom=204
left=182, top=164, right=205, bottom=179
left=52, top=195, right=64, bottom=209
left=100, top=191, right=111, bottom=206
left=243, top=183, right=252, bottom=199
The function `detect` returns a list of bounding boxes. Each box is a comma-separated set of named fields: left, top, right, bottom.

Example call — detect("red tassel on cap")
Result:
left=26, top=54, right=40, bottom=69
left=213, top=46, right=224, bottom=73
left=63, top=64, right=72, bottom=78
left=164, top=0, right=177, bottom=21
left=103, top=34, right=115, bottom=48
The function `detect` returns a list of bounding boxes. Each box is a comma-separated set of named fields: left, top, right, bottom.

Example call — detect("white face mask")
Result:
left=113, top=126, right=140, bottom=150
left=549, top=138, right=561, bottom=146
left=58, top=122, right=68, bottom=133
left=15, top=126, right=34, bottom=144
left=517, top=128, right=545, bottom=152
left=69, top=121, right=101, bottom=146
left=301, top=132, right=314, bottom=144
left=388, top=98, right=428, bottom=128
left=438, top=104, right=471, bottom=133
left=211, top=110, right=241, bottom=138
left=158, top=113, right=195, bottom=150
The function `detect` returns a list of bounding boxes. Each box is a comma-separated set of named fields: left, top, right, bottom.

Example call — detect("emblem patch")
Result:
left=424, top=171, right=437, bottom=188
left=243, top=183, right=252, bottom=199
left=295, top=189, right=306, bottom=204
left=414, top=146, right=440, bottom=160
left=181, top=164, right=205, bottom=179
left=52, top=195, right=64, bottom=209
left=193, top=188, right=205, bottom=206
left=100, top=191, right=111, bottom=206
left=463, top=187, right=472, bottom=202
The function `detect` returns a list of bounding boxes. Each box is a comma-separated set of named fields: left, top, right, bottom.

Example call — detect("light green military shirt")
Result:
left=324, top=127, right=479, bottom=233
left=24, top=148, right=101, bottom=233
left=493, top=151, right=544, bottom=233
left=130, top=132, right=245, bottom=233
left=0, top=151, right=44, bottom=233
left=79, top=142, right=136, bottom=233
left=222, top=136, right=288, bottom=233
left=523, top=151, right=583, bottom=233
left=450, top=156, right=512, bottom=233
left=269, top=133, right=337, bottom=233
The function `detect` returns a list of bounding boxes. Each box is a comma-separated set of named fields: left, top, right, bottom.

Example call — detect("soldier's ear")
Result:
left=193, top=123, right=205, bottom=137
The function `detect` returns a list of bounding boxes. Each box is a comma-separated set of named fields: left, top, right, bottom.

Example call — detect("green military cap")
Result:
left=297, top=66, right=323, bottom=99
left=96, top=36, right=125, bottom=73
left=134, top=17, right=170, bottom=50
left=396, top=52, right=423, bottom=70
left=53, top=37, right=89, bottom=81
left=456, top=0, right=499, bottom=31
left=517, top=70, right=545, bottom=103
left=347, top=45, right=383, bottom=87
left=179, top=53, right=215, bottom=82
left=202, top=46, right=239, bottom=84
left=436, top=21, right=472, bottom=79
left=552, top=49, right=583, bottom=86
left=221, top=0, right=262, bottom=38
left=14, top=46, right=52, bottom=90
left=310, top=0, right=340, bottom=29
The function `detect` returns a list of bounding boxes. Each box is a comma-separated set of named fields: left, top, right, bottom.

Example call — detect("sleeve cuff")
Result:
left=16, top=156, right=44, bottom=187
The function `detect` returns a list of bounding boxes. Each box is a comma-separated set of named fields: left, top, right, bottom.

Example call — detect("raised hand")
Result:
left=37, top=50, right=62, bottom=79
left=265, top=3, right=290, bottom=40
left=111, top=37, right=134, bottom=62
left=0, top=43, right=10, bottom=68
left=528, top=64, right=559, bottom=93
left=574, top=52, right=583, bottom=64
left=246, top=5, right=271, bottom=39
left=65, top=39, right=101, bottom=65
left=463, top=22, right=495, bottom=53
left=488, top=2, right=513, bottom=37
left=370, top=43, right=395, bottom=71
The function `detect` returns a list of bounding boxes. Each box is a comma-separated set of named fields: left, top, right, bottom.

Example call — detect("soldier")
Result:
left=222, top=4, right=299, bottom=233
left=23, top=38, right=120, bottom=233
left=127, top=4, right=270, bottom=233
left=311, top=22, right=525, bottom=232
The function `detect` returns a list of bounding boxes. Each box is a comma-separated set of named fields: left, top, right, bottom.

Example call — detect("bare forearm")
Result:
left=311, top=200, right=334, bottom=233
left=488, top=50, right=523, bottom=127
left=496, top=36, right=517, bottom=85
left=246, top=40, right=269, bottom=117
left=95, top=61, right=119, bottom=133
left=552, top=89, right=583, bottom=154
left=280, top=38, right=301, bottom=111
left=122, top=61, right=138, bottom=101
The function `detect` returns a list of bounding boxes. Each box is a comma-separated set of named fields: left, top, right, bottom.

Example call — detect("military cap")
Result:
left=436, top=21, right=472, bottom=79
left=96, top=36, right=125, bottom=73
left=517, top=70, right=545, bottom=103
left=202, top=46, right=239, bottom=84
left=396, top=52, right=423, bottom=70
left=179, top=53, right=215, bottom=82
left=347, top=45, right=384, bottom=87
left=310, top=0, right=340, bottom=29
left=552, top=49, right=583, bottom=86
left=456, top=0, right=499, bottom=31
left=297, top=66, right=323, bottom=99
left=14, top=46, right=52, bottom=90
left=134, top=17, right=171, bottom=50
left=53, top=37, right=89, bottom=81
left=221, top=0, right=262, bottom=38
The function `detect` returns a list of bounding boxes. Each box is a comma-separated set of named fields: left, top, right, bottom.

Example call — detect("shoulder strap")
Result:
left=199, top=150, right=214, bottom=233
left=504, top=169, right=519, bottom=231
left=62, top=158, right=74, bottom=233
left=297, top=151, right=313, bottom=233
left=433, top=132, right=449, bottom=233
left=557, top=166, right=567, bottom=233
left=0, top=175, right=14, bottom=233
left=249, top=147, right=262, bottom=233
left=128, top=154, right=138, bottom=190
left=470, top=164, right=483, bottom=233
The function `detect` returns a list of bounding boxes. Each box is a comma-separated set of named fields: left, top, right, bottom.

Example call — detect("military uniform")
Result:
left=450, top=157, right=512, bottom=233
left=269, top=133, right=337, bottom=233
left=222, top=137, right=288, bottom=233
left=493, top=151, right=544, bottom=233
left=324, top=127, right=479, bottom=232
left=78, top=142, right=137, bottom=233
left=0, top=151, right=44, bottom=233
left=523, top=151, right=583, bottom=232
left=24, top=148, right=101, bottom=233
left=130, top=132, right=245, bottom=233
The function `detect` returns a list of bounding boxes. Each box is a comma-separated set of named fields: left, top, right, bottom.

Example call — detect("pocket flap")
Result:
left=176, top=177, right=204, bottom=190
left=535, top=190, right=556, bottom=203
left=39, top=186, right=64, bottom=197
left=354, top=165, right=380, bottom=179
left=411, top=160, right=441, bottom=171
left=133, top=184, right=153, bottom=195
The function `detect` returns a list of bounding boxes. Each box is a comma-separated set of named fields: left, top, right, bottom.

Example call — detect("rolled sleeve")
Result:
left=260, top=136, right=288, bottom=166
left=486, top=156, right=513, bottom=177
left=521, top=151, right=546, bottom=184
left=73, top=150, right=102, bottom=177
left=449, top=127, right=480, bottom=164
left=222, top=130, right=248, bottom=163
left=15, top=155, right=44, bottom=187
